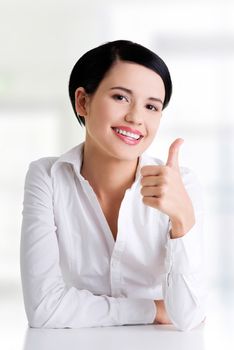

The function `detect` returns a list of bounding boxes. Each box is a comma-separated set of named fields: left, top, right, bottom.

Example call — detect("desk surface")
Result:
left=22, top=324, right=205, bottom=350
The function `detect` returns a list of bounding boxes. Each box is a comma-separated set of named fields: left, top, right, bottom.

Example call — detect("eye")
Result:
left=146, top=104, right=159, bottom=112
left=112, top=94, right=129, bottom=102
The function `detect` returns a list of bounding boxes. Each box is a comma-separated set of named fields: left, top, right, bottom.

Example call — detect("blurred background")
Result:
left=0, top=0, right=234, bottom=349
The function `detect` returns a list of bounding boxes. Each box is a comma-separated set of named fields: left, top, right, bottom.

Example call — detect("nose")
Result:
left=124, top=104, right=143, bottom=125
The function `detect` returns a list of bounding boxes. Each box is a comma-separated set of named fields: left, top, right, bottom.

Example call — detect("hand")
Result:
left=153, top=300, right=172, bottom=325
left=140, top=138, right=195, bottom=238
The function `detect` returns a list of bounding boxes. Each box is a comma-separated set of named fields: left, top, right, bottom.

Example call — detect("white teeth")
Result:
left=114, top=128, right=141, bottom=140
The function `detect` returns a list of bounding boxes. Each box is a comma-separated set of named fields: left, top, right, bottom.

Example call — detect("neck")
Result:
left=80, top=141, right=139, bottom=201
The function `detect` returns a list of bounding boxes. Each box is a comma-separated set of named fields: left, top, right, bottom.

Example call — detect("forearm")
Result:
left=163, top=218, right=207, bottom=331
left=21, top=280, right=156, bottom=328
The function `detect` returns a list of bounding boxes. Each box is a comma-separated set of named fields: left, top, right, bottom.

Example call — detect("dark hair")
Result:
left=68, top=40, right=172, bottom=126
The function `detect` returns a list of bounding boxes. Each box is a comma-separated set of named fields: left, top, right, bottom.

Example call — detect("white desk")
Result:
left=22, top=323, right=205, bottom=350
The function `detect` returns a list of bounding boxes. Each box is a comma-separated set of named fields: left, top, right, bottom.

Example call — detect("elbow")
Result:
left=27, top=312, right=64, bottom=329
left=24, top=300, right=61, bottom=329
left=170, top=307, right=206, bottom=332
left=23, top=298, right=48, bottom=328
left=22, top=283, right=69, bottom=329
left=155, top=299, right=206, bottom=331
left=26, top=308, right=50, bottom=329
left=27, top=312, right=71, bottom=329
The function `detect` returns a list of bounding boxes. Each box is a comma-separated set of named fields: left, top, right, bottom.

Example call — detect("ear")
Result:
left=74, top=87, right=90, bottom=117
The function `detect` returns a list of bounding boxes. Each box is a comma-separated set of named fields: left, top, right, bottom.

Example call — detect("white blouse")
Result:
left=20, top=142, right=207, bottom=331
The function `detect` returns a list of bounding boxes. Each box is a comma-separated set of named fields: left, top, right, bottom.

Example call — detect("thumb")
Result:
left=166, top=138, right=184, bottom=169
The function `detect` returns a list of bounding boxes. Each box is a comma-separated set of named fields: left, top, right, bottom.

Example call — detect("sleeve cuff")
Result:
left=115, top=298, right=156, bottom=325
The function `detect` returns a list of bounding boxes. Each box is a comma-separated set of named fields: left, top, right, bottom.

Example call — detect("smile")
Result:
left=111, top=126, right=144, bottom=146
left=113, top=127, right=141, bottom=140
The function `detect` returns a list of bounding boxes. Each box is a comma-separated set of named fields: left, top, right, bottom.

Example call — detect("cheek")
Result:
left=147, top=118, right=161, bottom=135
left=96, top=100, right=115, bottom=121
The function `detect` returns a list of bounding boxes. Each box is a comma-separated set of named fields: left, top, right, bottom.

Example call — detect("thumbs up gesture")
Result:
left=140, top=138, right=195, bottom=239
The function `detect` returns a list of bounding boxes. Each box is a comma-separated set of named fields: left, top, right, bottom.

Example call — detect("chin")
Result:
left=95, top=134, right=152, bottom=160
left=108, top=144, right=147, bottom=162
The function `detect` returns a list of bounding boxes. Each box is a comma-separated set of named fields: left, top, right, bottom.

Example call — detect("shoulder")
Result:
left=179, top=166, right=201, bottom=189
left=142, top=152, right=202, bottom=200
left=142, top=153, right=200, bottom=184
left=29, top=156, right=58, bottom=169
left=179, top=166, right=204, bottom=211
left=140, top=152, right=164, bottom=167
left=27, top=157, right=59, bottom=177
left=24, top=157, right=59, bottom=192
left=24, top=142, right=84, bottom=186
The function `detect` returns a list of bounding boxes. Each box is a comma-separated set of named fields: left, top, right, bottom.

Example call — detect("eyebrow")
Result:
left=109, top=86, right=163, bottom=105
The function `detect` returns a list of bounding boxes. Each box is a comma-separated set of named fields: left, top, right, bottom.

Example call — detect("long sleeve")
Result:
left=20, top=161, right=156, bottom=329
left=163, top=168, right=207, bottom=331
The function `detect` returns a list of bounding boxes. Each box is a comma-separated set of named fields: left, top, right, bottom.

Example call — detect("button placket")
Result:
left=110, top=191, right=130, bottom=297
left=110, top=241, right=125, bottom=297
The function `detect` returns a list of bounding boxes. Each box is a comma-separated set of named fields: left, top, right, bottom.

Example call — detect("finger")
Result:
left=142, top=196, right=161, bottom=208
left=141, top=186, right=165, bottom=197
left=166, top=138, right=184, bottom=169
left=140, top=165, right=163, bottom=176
left=141, top=175, right=165, bottom=187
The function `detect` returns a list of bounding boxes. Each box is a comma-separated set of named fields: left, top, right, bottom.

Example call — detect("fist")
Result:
left=140, top=138, right=195, bottom=238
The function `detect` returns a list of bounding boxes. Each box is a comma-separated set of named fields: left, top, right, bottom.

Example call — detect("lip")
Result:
left=112, top=126, right=143, bottom=136
left=111, top=126, right=144, bottom=146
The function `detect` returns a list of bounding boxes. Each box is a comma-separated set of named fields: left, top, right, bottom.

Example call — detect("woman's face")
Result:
left=77, top=60, right=165, bottom=161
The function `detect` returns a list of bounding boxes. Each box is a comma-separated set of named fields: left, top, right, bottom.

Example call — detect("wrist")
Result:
left=170, top=212, right=195, bottom=239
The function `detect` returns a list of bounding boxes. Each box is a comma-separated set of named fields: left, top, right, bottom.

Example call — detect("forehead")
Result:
left=98, top=60, right=165, bottom=97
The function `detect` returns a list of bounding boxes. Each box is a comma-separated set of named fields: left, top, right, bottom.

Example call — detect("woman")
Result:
left=20, top=40, right=206, bottom=331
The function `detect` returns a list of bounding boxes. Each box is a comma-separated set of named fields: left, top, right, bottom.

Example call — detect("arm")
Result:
left=141, top=139, right=207, bottom=331
left=20, top=161, right=156, bottom=329
left=162, top=171, right=207, bottom=331
left=151, top=174, right=206, bottom=330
